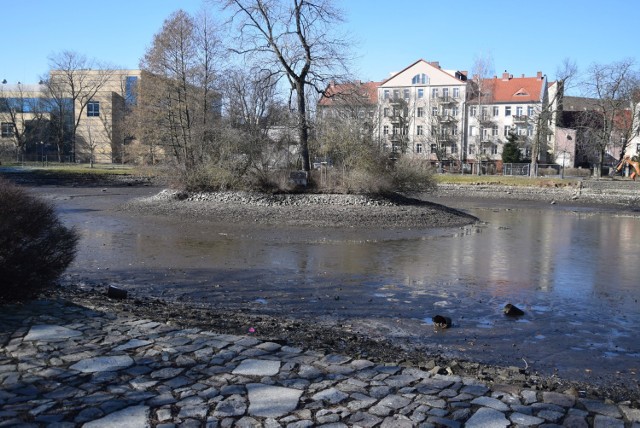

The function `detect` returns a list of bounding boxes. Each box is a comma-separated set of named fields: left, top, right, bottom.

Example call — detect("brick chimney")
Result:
left=502, top=71, right=510, bottom=80
left=536, top=71, right=543, bottom=80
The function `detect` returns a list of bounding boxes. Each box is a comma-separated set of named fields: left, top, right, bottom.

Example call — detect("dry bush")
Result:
left=390, top=157, right=437, bottom=193
left=0, top=179, right=79, bottom=302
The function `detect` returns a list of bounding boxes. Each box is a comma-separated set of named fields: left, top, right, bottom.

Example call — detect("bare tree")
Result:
left=316, top=82, right=378, bottom=170
left=578, top=58, right=639, bottom=176
left=467, top=55, right=496, bottom=174
left=139, top=9, right=223, bottom=169
left=222, top=67, right=292, bottom=178
left=529, top=59, right=577, bottom=176
left=219, top=0, right=352, bottom=173
left=0, top=83, right=48, bottom=159
left=42, top=51, right=114, bottom=162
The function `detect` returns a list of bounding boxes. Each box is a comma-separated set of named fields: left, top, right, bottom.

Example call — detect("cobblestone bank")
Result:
left=2, top=299, right=640, bottom=427
left=434, top=179, right=640, bottom=208
left=124, top=190, right=477, bottom=229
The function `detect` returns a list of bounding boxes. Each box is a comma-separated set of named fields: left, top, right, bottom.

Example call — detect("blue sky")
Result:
left=2, top=0, right=638, bottom=91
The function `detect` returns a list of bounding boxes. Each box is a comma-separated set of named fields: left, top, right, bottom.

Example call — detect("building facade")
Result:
left=466, top=71, right=553, bottom=167
left=318, top=61, right=568, bottom=172
left=0, top=69, right=141, bottom=163
left=376, top=60, right=468, bottom=163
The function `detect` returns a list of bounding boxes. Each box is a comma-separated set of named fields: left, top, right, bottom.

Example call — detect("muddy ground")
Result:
left=4, top=169, right=640, bottom=405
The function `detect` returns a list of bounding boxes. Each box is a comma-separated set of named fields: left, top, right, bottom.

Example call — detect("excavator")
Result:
left=615, top=155, right=640, bottom=180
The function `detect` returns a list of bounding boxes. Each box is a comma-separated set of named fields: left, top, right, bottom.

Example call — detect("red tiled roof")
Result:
left=474, top=73, right=546, bottom=103
left=318, top=81, right=381, bottom=106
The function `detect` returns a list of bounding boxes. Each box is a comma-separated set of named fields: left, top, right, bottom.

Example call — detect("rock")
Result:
left=107, top=285, right=128, bottom=299
left=432, top=315, right=452, bottom=329
left=503, top=304, right=524, bottom=316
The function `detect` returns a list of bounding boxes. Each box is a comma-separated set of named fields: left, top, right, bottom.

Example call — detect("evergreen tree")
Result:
left=502, top=132, right=522, bottom=163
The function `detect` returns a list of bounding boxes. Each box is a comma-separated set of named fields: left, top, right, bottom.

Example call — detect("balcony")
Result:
left=513, top=115, right=529, bottom=123
left=437, top=114, right=457, bottom=123
left=437, top=95, right=459, bottom=104
left=436, top=134, right=456, bottom=143
left=477, top=115, right=494, bottom=126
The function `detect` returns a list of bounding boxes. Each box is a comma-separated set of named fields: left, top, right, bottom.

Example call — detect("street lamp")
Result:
left=40, top=141, right=44, bottom=167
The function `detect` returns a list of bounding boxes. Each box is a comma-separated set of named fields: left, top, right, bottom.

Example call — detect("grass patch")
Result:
left=436, top=174, right=579, bottom=187
left=2, top=164, right=140, bottom=176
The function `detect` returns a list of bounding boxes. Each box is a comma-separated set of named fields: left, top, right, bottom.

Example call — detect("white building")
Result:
left=466, top=71, right=553, bottom=165
left=376, top=60, right=468, bottom=162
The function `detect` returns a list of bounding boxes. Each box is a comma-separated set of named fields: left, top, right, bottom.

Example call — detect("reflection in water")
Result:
left=56, top=189, right=640, bottom=388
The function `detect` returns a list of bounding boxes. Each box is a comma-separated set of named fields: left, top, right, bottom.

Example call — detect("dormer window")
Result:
left=411, top=73, right=428, bottom=85
left=514, top=87, right=529, bottom=96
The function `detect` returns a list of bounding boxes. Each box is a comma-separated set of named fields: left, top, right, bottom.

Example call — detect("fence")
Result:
left=502, top=163, right=593, bottom=178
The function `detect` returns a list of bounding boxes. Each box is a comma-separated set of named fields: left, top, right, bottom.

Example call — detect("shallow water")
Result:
left=36, top=186, right=640, bottom=389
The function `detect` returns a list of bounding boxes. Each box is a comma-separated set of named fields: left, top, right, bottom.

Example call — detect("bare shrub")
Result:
left=0, top=179, right=79, bottom=302
left=389, top=157, right=437, bottom=193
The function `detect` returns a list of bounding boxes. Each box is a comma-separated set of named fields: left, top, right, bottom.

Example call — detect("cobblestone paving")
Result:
left=2, top=299, right=640, bottom=427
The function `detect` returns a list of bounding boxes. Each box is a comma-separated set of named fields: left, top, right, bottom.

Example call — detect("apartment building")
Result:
left=466, top=71, right=552, bottom=165
left=0, top=69, right=141, bottom=163
left=318, top=61, right=565, bottom=172
left=376, top=60, right=468, bottom=161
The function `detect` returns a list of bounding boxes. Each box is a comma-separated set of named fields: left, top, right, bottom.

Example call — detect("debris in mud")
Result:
left=107, top=284, right=128, bottom=299
left=504, top=303, right=525, bottom=317
left=432, top=315, right=452, bottom=329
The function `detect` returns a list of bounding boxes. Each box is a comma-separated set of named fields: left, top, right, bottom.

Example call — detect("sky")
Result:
left=2, top=0, right=639, bottom=92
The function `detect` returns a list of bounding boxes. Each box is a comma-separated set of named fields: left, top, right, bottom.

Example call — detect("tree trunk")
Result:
left=295, top=82, right=311, bottom=173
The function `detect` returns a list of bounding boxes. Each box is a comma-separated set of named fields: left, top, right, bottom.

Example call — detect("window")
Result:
left=432, top=107, right=438, bottom=116
left=402, top=125, right=408, bottom=135
left=393, top=89, right=400, bottom=99
left=481, top=107, right=488, bottom=120
left=453, top=87, right=460, bottom=98
left=443, top=88, right=449, bottom=100
left=418, top=88, right=424, bottom=98
left=451, top=127, right=457, bottom=136
left=452, top=106, right=459, bottom=117
left=383, top=108, right=389, bottom=117
left=392, top=125, right=399, bottom=135
left=383, top=125, right=389, bottom=135
left=432, top=88, right=438, bottom=98
left=469, top=144, right=476, bottom=154
left=505, top=106, right=511, bottom=116
left=470, top=106, right=477, bottom=117
left=430, top=144, right=437, bottom=154
left=504, top=125, right=510, bottom=136
left=125, top=76, right=138, bottom=107
left=403, top=89, right=410, bottom=99
left=528, top=106, right=534, bottom=116
left=87, top=101, right=100, bottom=117
left=491, top=144, right=498, bottom=155
left=516, top=106, right=523, bottom=116
left=451, top=143, right=458, bottom=154
left=417, top=125, right=423, bottom=135
left=416, top=143, right=423, bottom=154
left=492, top=125, right=499, bottom=136
left=527, top=126, right=533, bottom=136
left=417, top=107, right=424, bottom=117
left=1, top=122, right=14, bottom=138
left=493, top=106, right=499, bottom=116
left=383, top=90, right=390, bottom=99
left=412, top=73, right=428, bottom=84
left=482, top=128, right=488, bottom=139
left=470, top=125, right=477, bottom=136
